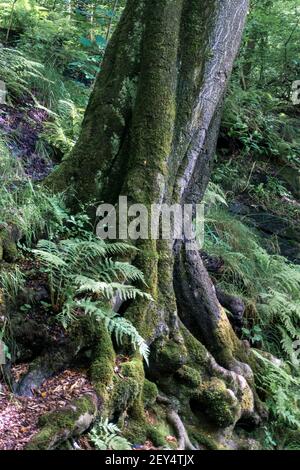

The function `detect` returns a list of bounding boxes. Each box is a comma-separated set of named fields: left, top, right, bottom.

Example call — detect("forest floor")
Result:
left=0, top=102, right=53, bottom=180
left=0, top=368, right=95, bottom=450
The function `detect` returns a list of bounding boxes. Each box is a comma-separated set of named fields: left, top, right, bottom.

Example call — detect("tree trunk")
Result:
left=45, top=0, right=267, bottom=450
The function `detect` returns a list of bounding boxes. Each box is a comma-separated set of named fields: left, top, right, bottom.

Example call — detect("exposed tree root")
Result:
left=157, top=395, right=196, bottom=450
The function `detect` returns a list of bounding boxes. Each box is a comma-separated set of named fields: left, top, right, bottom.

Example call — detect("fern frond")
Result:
left=89, top=418, right=132, bottom=450
left=72, top=299, right=149, bottom=362
left=33, top=249, right=68, bottom=268
left=74, top=275, right=152, bottom=302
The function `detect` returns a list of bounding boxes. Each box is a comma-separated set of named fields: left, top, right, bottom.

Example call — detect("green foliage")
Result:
left=204, top=202, right=300, bottom=362
left=221, top=86, right=300, bottom=164
left=89, top=418, right=132, bottom=450
left=242, top=325, right=263, bottom=345
left=0, top=1, right=124, bottom=159
left=254, top=351, right=300, bottom=430
left=42, top=99, right=83, bottom=154
left=0, top=267, right=25, bottom=305
left=0, top=150, right=68, bottom=245
left=33, top=237, right=151, bottom=361
left=240, top=0, right=300, bottom=96
left=0, top=47, right=45, bottom=101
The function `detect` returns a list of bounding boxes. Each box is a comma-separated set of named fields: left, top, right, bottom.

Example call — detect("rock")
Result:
left=25, top=394, right=98, bottom=450
left=10, top=316, right=50, bottom=363
left=229, top=201, right=251, bottom=216
left=191, top=378, right=242, bottom=428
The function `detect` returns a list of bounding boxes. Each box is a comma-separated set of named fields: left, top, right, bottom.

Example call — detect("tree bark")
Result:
left=45, top=0, right=268, bottom=450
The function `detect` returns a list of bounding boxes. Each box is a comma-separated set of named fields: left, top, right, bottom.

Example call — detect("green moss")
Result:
left=194, top=378, right=240, bottom=428
left=26, top=426, right=57, bottom=451
left=147, top=427, right=166, bottom=447
left=39, top=396, right=94, bottom=429
left=121, top=358, right=144, bottom=382
left=187, top=426, right=221, bottom=450
left=110, top=359, right=145, bottom=418
left=123, top=418, right=148, bottom=444
left=88, top=321, right=115, bottom=386
left=157, top=339, right=187, bottom=373
left=90, top=360, right=113, bottom=385
left=143, top=379, right=159, bottom=408
left=114, top=358, right=150, bottom=443
left=73, top=318, right=116, bottom=412
left=112, top=375, right=140, bottom=414
left=26, top=396, right=96, bottom=450
left=175, top=365, right=202, bottom=388
left=181, top=326, right=207, bottom=367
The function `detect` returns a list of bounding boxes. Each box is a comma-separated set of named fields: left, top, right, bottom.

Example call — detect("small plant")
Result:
left=89, top=418, right=132, bottom=450
left=242, top=325, right=263, bottom=345
left=0, top=47, right=45, bottom=101
left=263, top=426, right=277, bottom=450
left=42, top=99, right=83, bottom=154
left=0, top=149, right=69, bottom=246
left=0, top=324, right=11, bottom=364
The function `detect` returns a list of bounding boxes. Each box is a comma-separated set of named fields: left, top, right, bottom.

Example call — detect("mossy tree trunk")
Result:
left=45, top=0, right=267, bottom=450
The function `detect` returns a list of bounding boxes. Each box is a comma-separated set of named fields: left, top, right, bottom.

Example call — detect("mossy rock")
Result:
left=111, top=359, right=145, bottom=417
left=175, top=365, right=202, bottom=388
left=86, top=319, right=115, bottom=406
left=25, top=394, right=98, bottom=450
left=193, top=378, right=240, bottom=428
left=90, top=360, right=113, bottom=385
left=112, top=376, right=141, bottom=414
left=187, top=425, right=221, bottom=450
left=155, top=339, right=187, bottom=373
left=123, top=418, right=148, bottom=445
left=181, top=326, right=207, bottom=367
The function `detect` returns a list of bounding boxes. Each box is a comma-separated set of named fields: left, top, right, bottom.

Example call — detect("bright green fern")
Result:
left=33, top=237, right=151, bottom=362
left=89, top=418, right=132, bottom=450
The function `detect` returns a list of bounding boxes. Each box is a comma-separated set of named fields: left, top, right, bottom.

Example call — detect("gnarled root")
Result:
left=174, top=242, right=266, bottom=421
left=157, top=395, right=196, bottom=450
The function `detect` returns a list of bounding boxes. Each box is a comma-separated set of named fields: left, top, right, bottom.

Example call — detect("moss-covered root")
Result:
left=25, top=394, right=98, bottom=450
